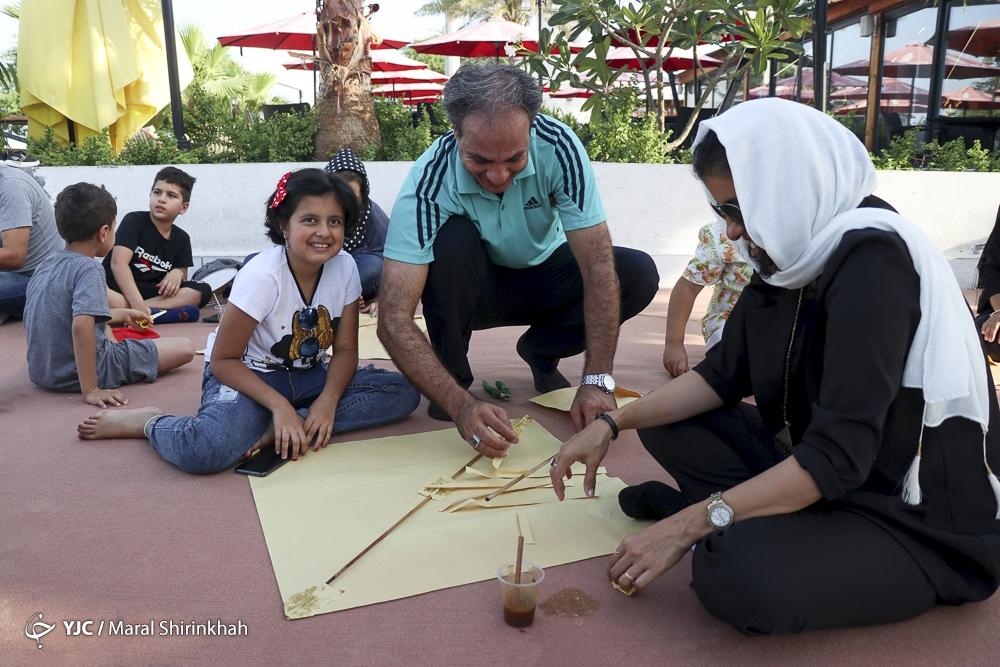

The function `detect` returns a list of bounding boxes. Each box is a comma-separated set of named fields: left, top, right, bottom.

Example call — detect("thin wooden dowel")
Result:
left=326, top=453, right=483, bottom=584
left=514, top=535, right=525, bottom=585
left=483, top=454, right=557, bottom=502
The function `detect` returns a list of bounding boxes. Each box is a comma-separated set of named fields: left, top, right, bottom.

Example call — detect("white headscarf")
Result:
left=693, top=98, right=997, bottom=511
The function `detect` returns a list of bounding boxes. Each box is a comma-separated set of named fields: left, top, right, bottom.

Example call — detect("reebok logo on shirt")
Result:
left=524, top=196, right=542, bottom=211
left=131, top=245, right=171, bottom=274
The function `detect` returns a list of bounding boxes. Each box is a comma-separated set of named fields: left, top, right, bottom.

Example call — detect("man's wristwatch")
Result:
left=706, top=491, right=734, bottom=529
left=581, top=373, right=616, bottom=395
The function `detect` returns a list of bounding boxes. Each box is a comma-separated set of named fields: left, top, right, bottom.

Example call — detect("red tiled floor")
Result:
left=1, top=289, right=999, bottom=664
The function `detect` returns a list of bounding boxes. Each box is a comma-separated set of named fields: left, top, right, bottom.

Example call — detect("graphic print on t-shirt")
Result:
left=268, top=305, right=338, bottom=369
left=131, top=245, right=172, bottom=275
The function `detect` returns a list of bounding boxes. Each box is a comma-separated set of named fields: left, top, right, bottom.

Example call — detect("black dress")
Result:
left=975, top=205, right=1000, bottom=360
left=639, top=228, right=1000, bottom=634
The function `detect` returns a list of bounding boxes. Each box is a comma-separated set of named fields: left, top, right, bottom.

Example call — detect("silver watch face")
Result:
left=709, top=504, right=733, bottom=528
left=584, top=374, right=616, bottom=394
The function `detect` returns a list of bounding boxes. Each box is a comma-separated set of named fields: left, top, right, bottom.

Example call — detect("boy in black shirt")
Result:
left=104, top=167, right=211, bottom=316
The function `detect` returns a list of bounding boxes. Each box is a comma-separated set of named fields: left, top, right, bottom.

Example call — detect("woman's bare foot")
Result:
left=78, top=407, right=164, bottom=440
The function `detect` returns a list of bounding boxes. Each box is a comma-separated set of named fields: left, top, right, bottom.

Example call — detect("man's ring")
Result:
left=470, top=434, right=481, bottom=449
left=550, top=456, right=559, bottom=467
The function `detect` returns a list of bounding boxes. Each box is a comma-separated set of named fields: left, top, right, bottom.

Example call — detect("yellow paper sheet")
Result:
left=516, top=512, right=535, bottom=545
left=249, top=419, right=646, bottom=619
left=328, top=316, right=426, bottom=360
left=492, top=415, right=533, bottom=470
left=530, top=385, right=643, bottom=412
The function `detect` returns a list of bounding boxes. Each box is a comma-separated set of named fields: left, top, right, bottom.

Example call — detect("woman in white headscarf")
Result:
left=549, top=98, right=1000, bottom=634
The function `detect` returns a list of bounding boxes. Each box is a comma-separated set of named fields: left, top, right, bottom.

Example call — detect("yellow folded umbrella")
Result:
left=18, top=0, right=193, bottom=153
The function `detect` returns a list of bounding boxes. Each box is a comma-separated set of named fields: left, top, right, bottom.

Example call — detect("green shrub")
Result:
left=872, top=129, right=998, bottom=172
left=585, top=90, right=670, bottom=164
left=366, top=99, right=432, bottom=161
left=871, top=129, right=920, bottom=170
left=228, top=108, right=317, bottom=163
left=27, top=128, right=119, bottom=166
left=119, top=128, right=193, bottom=165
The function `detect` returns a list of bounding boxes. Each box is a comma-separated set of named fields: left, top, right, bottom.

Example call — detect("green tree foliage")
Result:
left=585, top=89, right=671, bottom=163
left=526, top=0, right=813, bottom=145
left=179, top=25, right=277, bottom=106
left=363, top=99, right=433, bottom=160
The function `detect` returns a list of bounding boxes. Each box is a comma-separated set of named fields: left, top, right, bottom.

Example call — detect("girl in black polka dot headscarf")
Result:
left=324, top=148, right=389, bottom=306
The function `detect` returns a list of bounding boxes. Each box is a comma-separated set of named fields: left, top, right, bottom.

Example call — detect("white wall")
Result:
left=36, top=163, right=1000, bottom=287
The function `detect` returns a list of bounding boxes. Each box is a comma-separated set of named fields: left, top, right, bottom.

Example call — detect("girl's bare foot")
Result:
left=78, top=407, right=164, bottom=440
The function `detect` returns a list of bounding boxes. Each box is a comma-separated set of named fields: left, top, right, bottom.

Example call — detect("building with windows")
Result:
left=792, top=0, right=999, bottom=151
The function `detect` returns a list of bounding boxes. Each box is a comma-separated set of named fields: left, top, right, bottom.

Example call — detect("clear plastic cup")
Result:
left=497, top=562, right=545, bottom=627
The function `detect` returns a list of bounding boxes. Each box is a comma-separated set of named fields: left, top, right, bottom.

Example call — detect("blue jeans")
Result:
left=0, top=270, right=31, bottom=317
left=148, top=363, right=420, bottom=474
left=351, top=252, right=383, bottom=301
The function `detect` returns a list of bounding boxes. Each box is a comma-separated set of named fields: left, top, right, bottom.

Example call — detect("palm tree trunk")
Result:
left=314, top=0, right=380, bottom=158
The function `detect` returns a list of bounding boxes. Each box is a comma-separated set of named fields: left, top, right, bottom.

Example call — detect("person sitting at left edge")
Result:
left=378, top=63, right=659, bottom=459
left=550, top=98, right=1000, bottom=634
left=0, top=161, right=62, bottom=323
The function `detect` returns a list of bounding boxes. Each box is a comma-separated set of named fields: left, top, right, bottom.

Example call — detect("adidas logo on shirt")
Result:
left=524, top=196, right=542, bottom=210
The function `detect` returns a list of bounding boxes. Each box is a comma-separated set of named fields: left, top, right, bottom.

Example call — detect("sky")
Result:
left=0, top=1, right=447, bottom=104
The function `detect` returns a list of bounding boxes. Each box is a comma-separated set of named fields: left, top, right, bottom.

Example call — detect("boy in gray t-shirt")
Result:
left=0, top=165, right=62, bottom=318
left=24, top=183, right=195, bottom=407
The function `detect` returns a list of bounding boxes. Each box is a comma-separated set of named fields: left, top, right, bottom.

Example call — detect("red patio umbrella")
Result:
left=548, top=86, right=594, bottom=99
left=373, top=82, right=444, bottom=99
left=218, top=12, right=318, bottom=51
left=371, top=49, right=426, bottom=71
left=833, top=98, right=929, bottom=115
left=946, top=18, right=1000, bottom=59
left=776, top=67, right=865, bottom=89
left=410, top=18, right=580, bottom=58
left=604, top=45, right=721, bottom=71
left=836, top=44, right=1000, bottom=80
left=941, top=86, right=1000, bottom=112
left=830, top=78, right=930, bottom=101
left=285, top=49, right=428, bottom=73
left=373, top=69, right=448, bottom=85
left=219, top=13, right=407, bottom=51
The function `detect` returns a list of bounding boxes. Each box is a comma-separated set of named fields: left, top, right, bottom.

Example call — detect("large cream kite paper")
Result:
left=249, top=418, right=646, bottom=619
left=18, top=0, right=194, bottom=152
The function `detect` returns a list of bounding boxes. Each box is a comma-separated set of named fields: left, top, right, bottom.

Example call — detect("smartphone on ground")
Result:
left=234, top=448, right=289, bottom=477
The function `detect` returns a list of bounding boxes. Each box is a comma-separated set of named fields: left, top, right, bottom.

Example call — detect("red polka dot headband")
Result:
left=269, top=171, right=293, bottom=209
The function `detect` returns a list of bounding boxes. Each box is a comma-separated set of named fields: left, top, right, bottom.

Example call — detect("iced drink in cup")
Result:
left=497, top=562, right=545, bottom=627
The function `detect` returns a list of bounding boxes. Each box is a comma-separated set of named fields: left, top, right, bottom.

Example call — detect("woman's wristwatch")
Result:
left=706, top=492, right=734, bottom=529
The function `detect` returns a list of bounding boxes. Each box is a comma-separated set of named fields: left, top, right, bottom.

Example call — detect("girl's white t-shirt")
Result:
left=205, top=244, right=361, bottom=371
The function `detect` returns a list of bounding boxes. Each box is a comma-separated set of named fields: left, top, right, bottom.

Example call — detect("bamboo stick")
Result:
left=326, top=453, right=483, bottom=583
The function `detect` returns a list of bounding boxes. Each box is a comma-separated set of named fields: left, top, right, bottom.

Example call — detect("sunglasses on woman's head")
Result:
left=711, top=199, right=743, bottom=225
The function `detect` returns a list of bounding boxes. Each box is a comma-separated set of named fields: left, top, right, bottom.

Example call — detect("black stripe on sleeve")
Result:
left=413, top=133, right=455, bottom=248
left=535, top=115, right=586, bottom=211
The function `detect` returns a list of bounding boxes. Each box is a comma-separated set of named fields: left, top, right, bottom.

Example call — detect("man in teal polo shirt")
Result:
left=378, top=64, right=658, bottom=457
